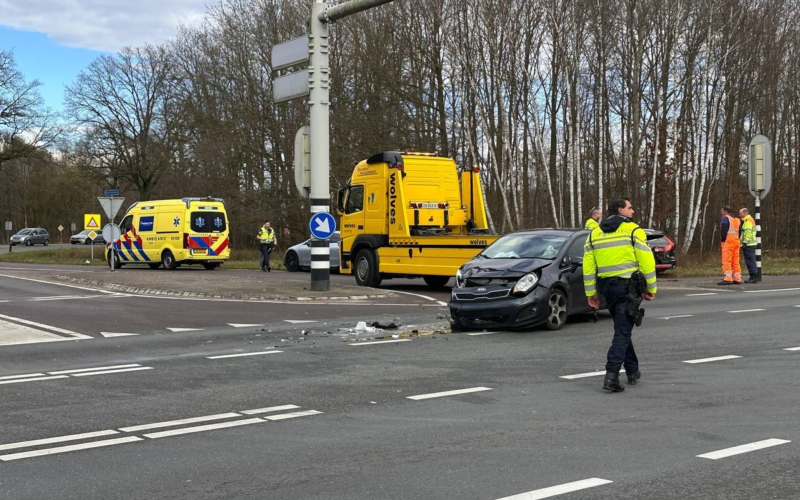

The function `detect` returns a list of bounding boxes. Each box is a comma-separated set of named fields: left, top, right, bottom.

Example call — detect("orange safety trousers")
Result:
left=722, top=239, right=742, bottom=283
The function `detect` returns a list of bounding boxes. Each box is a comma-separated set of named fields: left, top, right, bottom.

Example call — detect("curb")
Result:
left=53, top=276, right=392, bottom=302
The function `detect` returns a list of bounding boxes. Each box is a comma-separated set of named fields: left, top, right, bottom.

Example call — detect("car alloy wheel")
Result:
left=545, top=289, right=568, bottom=330
left=284, top=251, right=300, bottom=272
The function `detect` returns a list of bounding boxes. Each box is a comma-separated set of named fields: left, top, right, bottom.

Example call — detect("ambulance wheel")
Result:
left=148, top=263, right=161, bottom=269
left=203, top=263, right=220, bottom=270
left=161, top=251, right=177, bottom=270
left=354, top=249, right=381, bottom=288
left=423, top=276, right=450, bottom=288
left=107, top=251, right=123, bottom=269
left=284, top=251, right=300, bottom=272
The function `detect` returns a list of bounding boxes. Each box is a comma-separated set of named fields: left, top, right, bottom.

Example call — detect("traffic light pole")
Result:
left=308, top=0, right=394, bottom=292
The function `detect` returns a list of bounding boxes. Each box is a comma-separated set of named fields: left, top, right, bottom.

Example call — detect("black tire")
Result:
left=423, top=276, right=450, bottom=288
left=25, top=240, right=32, bottom=246
left=544, top=288, right=568, bottom=330
left=203, top=262, right=220, bottom=270
left=107, top=250, right=123, bottom=269
left=161, top=251, right=177, bottom=270
left=284, top=251, right=300, bottom=272
left=43, top=239, right=49, bottom=246
left=148, top=263, right=161, bottom=269
left=354, top=249, right=382, bottom=288
left=85, top=238, right=92, bottom=245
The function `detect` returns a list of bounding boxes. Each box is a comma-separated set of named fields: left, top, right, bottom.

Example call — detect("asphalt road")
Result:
left=0, top=272, right=798, bottom=499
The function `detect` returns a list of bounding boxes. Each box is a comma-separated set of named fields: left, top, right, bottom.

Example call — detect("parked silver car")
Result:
left=283, top=232, right=341, bottom=272
left=10, top=228, right=50, bottom=246
left=70, top=229, right=105, bottom=245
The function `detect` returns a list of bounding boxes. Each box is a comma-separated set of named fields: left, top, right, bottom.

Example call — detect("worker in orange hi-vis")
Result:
left=718, top=206, right=742, bottom=285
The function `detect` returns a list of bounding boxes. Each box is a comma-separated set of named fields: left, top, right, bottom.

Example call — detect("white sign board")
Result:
left=294, top=125, right=311, bottom=198
left=272, top=36, right=309, bottom=71
left=748, top=135, right=772, bottom=199
left=58, top=225, right=64, bottom=232
left=102, top=223, right=122, bottom=243
left=98, top=197, right=125, bottom=220
left=273, top=69, right=309, bottom=103
left=4, top=221, right=11, bottom=231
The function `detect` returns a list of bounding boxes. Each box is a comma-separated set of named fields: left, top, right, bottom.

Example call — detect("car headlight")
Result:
left=455, top=269, right=464, bottom=288
left=512, top=272, right=539, bottom=295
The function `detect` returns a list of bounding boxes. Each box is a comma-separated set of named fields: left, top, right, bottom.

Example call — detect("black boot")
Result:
left=745, top=277, right=757, bottom=283
left=626, top=370, right=641, bottom=385
left=602, top=372, right=625, bottom=392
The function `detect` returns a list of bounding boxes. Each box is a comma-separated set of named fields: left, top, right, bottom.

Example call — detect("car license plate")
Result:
left=193, top=249, right=207, bottom=255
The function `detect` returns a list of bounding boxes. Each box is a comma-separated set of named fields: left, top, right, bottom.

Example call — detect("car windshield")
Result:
left=17, top=229, right=32, bottom=235
left=479, top=234, right=568, bottom=260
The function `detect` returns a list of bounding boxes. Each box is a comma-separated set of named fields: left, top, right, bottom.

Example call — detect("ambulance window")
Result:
left=191, top=212, right=226, bottom=233
left=346, top=185, right=364, bottom=214
left=120, top=215, right=133, bottom=233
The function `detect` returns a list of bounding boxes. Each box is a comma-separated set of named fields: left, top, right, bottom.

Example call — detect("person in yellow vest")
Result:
left=739, top=208, right=758, bottom=283
left=583, top=197, right=657, bottom=393
left=719, top=207, right=741, bottom=285
left=257, top=220, right=276, bottom=272
left=584, top=207, right=601, bottom=231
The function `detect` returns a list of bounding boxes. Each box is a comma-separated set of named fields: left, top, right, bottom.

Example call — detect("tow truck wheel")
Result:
left=354, top=249, right=382, bottom=288
left=423, top=276, right=450, bottom=288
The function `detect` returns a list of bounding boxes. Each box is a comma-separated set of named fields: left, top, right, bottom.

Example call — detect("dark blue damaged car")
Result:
left=448, top=229, right=602, bottom=331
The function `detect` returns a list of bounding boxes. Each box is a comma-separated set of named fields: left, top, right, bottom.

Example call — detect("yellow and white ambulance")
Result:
left=106, top=197, right=230, bottom=270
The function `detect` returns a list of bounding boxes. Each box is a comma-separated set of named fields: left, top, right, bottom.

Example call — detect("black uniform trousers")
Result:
left=600, top=280, right=639, bottom=375
left=742, top=245, right=757, bottom=278
left=260, top=242, right=274, bottom=270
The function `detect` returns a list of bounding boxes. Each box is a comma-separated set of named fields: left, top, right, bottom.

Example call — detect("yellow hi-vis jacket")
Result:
left=582, top=220, right=657, bottom=297
left=258, top=227, right=275, bottom=244
left=585, top=218, right=600, bottom=231
left=740, top=215, right=757, bottom=246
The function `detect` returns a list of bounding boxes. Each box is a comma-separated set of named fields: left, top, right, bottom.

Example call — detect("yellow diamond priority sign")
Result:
left=88, top=231, right=98, bottom=240
left=84, top=214, right=101, bottom=230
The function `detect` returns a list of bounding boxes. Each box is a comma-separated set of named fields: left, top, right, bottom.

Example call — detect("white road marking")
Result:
left=143, top=417, right=265, bottom=439
left=407, top=387, right=492, bottom=400
left=240, top=405, right=301, bottom=415
left=467, top=332, right=501, bottom=336
left=0, top=313, right=91, bottom=339
left=0, top=436, right=143, bottom=461
left=72, top=367, right=153, bottom=377
left=744, top=287, right=800, bottom=294
left=390, top=289, right=440, bottom=302
left=683, top=355, right=742, bottom=364
left=167, top=327, right=204, bottom=332
left=263, top=410, right=322, bottom=421
left=350, top=339, right=412, bottom=346
left=697, top=439, right=791, bottom=460
left=283, top=320, right=318, bottom=324
left=206, top=350, right=282, bottom=360
left=0, top=430, right=119, bottom=451
left=495, top=478, right=613, bottom=499
left=0, top=375, right=69, bottom=385
left=685, top=293, right=717, bottom=296
left=100, top=332, right=139, bottom=338
left=119, top=413, right=242, bottom=432
left=49, top=364, right=142, bottom=375
left=436, top=301, right=448, bottom=306
left=29, top=295, right=124, bottom=302
left=0, top=273, right=121, bottom=295
left=0, top=373, right=45, bottom=380
left=727, top=309, right=765, bottom=314
left=659, top=315, right=694, bottom=320
left=227, top=323, right=264, bottom=328
left=783, top=347, right=800, bottom=351
left=560, top=370, right=625, bottom=380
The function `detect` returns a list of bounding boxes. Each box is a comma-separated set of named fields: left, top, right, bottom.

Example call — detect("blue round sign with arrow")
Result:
left=309, top=212, right=336, bottom=239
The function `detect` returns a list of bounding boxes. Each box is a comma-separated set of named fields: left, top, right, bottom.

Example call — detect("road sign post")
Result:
left=98, top=193, right=124, bottom=272
left=58, top=224, right=64, bottom=248
left=748, top=135, right=772, bottom=282
left=4, top=220, right=11, bottom=250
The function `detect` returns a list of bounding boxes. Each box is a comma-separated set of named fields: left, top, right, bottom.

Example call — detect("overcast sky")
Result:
left=0, top=0, right=214, bottom=112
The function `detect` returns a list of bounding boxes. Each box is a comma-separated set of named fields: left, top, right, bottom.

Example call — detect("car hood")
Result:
left=462, top=258, right=551, bottom=278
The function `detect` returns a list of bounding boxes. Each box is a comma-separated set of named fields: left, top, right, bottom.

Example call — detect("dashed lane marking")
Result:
left=784, top=347, right=800, bottom=351
left=240, top=405, right=300, bottom=415
left=683, top=355, right=742, bottom=364
left=283, top=320, right=318, bottom=324
left=0, top=364, right=153, bottom=385
left=227, top=323, right=265, bottom=328
left=0, top=373, right=45, bottom=381
left=744, top=287, right=800, bottom=294
left=685, top=293, right=717, bottom=296
left=697, top=439, right=791, bottom=460
left=264, top=410, right=322, bottom=421
left=495, top=478, right=614, bottom=499
left=119, top=413, right=242, bottom=433
left=0, top=437, right=143, bottom=462
left=561, top=370, right=625, bottom=380
left=467, top=332, right=501, bottom=336
left=0, top=375, right=69, bottom=385
left=71, top=367, right=153, bottom=377
left=100, top=332, right=139, bottom=338
left=727, top=309, right=765, bottom=313
left=166, top=327, right=204, bottom=332
left=658, top=315, right=694, bottom=320
left=49, top=364, right=141, bottom=375
left=0, top=429, right=120, bottom=452
left=407, top=387, right=492, bottom=400
left=143, top=418, right=266, bottom=439
left=350, top=339, right=412, bottom=346
left=206, top=350, right=282, bottom=360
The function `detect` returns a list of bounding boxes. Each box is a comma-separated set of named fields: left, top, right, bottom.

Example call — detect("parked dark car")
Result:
left=10, top=228, right=50, bottom=246
left=643, top=229, right=677, bottom=272
left=70, top=229, right=105, bottom=245
left=449, top=229, right=599, bottom=331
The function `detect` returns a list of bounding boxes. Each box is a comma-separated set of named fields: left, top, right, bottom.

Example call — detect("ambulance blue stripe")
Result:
left=114, top=242, right=130, bottom=262
left=133, top=241, right=149, bottom=261
left=123, top=241, right=140, bottom=262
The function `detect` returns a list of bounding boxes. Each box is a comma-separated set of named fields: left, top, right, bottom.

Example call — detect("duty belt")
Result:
left=598, top=277, right=631, bottom=285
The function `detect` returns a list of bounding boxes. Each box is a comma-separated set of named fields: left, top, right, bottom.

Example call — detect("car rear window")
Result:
left=191, top=212, right=226, bottom=233
left=647, top=237, right=668, bottom=248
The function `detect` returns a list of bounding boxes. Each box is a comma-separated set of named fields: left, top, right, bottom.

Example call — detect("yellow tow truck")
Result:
left=336, top=151, right=498, bottom=287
